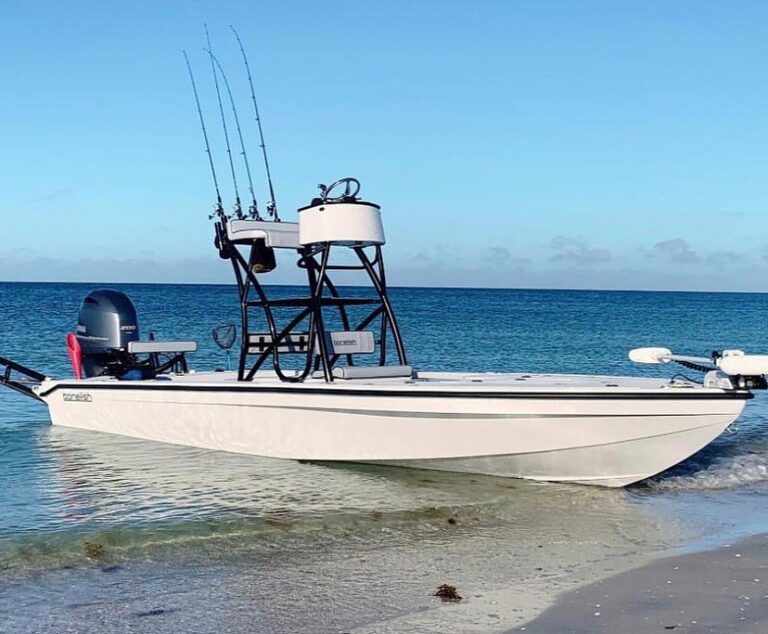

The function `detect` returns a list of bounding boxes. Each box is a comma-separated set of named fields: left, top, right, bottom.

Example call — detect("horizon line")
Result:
left=1, top=279, right=767, bottom=296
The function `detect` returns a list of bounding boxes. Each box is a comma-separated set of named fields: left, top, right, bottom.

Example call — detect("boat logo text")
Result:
left=62, top=392, right=93, bottom=403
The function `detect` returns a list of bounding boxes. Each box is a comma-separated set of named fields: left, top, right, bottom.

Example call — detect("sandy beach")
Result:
left=514, top=534, right=768, bottom=634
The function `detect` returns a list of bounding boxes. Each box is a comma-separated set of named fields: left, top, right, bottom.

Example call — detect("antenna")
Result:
left=230, top=25, right=280, bottom=221
left=183, top=50, right=224, bottom=220
left=205, top=24, right=243, bottom=219
left=205, top=48, right=262, bottom=221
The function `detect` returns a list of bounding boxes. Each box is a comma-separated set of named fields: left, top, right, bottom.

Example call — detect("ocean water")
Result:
left=2, top=282, right=768, bottom=632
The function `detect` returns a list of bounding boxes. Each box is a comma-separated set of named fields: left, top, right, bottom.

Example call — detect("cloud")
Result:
left=2, top=240, right=763, bottom=293
left=704, top=251, right=744, bottom=267
left=410, top=242, right=451, bottom=268
left=411, top=244, right=528, bottom=271
left=548, top=236, right=612, bottom=266
left=486, top=246, right=529, bottom=269
left=488, top=246, right=510, bottom=266
left=648, top=240, right=750, bottom=268
left=648, top=238, right=700, bottom=264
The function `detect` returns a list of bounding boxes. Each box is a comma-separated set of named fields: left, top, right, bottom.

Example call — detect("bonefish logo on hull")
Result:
left=63, top=392, right=92, bottom=403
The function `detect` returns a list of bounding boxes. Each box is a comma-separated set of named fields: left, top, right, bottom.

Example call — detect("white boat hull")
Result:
left=37, top=371, right=749, bottom=487
left=374, top=422, right=734, bottom=487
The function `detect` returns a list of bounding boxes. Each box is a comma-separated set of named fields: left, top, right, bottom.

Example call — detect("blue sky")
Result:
left=1, top=1, right=767, bottom=290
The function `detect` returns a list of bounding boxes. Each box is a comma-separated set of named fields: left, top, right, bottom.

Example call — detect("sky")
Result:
left=1, top=1, right=768, bottom=291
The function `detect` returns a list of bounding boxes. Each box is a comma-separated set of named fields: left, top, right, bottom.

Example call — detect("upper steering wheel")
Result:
left=319, top=177, right=361, bottom=202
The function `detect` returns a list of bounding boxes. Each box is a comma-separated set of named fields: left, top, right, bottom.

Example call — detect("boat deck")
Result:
left=38, top=369, right=749, bottom=399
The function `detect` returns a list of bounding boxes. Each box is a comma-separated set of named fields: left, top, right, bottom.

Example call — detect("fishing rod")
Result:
left=230, top=25, right=279, bottom=221
left=205, top=24, right=243, bottom=220
left=182, top=50, right=225, bottom=220
left=205, top=48, right=262, bottom=221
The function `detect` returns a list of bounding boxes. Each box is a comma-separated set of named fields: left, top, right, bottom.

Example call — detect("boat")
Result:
left=3, top=37, right=768, bottom=488
left=2, top=175, right=768, bottom=487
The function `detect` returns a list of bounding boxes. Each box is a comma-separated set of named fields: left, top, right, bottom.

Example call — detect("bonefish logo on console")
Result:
left=62, top=392, right=92, bottom=403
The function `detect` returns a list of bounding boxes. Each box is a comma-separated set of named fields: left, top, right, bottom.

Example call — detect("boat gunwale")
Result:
left=37, top=381, right=754, bottom=401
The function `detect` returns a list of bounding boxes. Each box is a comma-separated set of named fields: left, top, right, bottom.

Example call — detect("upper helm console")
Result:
left=298, top=178, right=384, bottom=247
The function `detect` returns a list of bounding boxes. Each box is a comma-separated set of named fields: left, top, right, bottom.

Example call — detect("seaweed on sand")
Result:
left=434, top=584, right=462, bottom=602
left=83, top=540, right=105, bottom=560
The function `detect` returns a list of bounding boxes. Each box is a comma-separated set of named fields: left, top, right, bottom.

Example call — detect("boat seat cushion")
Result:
left=127, top=341, right=197, bottom=354
left=227, top=220, right=301, bottom=249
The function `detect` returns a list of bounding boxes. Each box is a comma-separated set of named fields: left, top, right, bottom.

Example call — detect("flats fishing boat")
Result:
left=2, top=34, right=768, bottom=487
left=3, top=176, right=768, bottom=486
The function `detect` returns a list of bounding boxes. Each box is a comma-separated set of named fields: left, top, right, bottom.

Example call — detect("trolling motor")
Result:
left=630, top=347, right=768, bottom=390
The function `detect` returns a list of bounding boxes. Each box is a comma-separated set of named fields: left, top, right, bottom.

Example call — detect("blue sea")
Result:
left=2, top=282, right=768, bottom=633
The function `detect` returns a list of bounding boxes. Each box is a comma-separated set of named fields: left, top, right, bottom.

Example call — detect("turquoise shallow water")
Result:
left=1, top=282, right=768, bottom=632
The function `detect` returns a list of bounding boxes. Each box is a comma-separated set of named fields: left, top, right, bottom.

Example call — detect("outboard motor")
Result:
left=75, top=290, right=142, bottom=378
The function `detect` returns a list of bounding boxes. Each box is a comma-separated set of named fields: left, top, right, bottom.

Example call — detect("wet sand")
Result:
left=0, top=488, right=675, bottom=634
left=0, top=526, right=652, bottom=634
left=5, top=534, right=766, bottom=634
left=513, top=534, right=768, bottom=634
